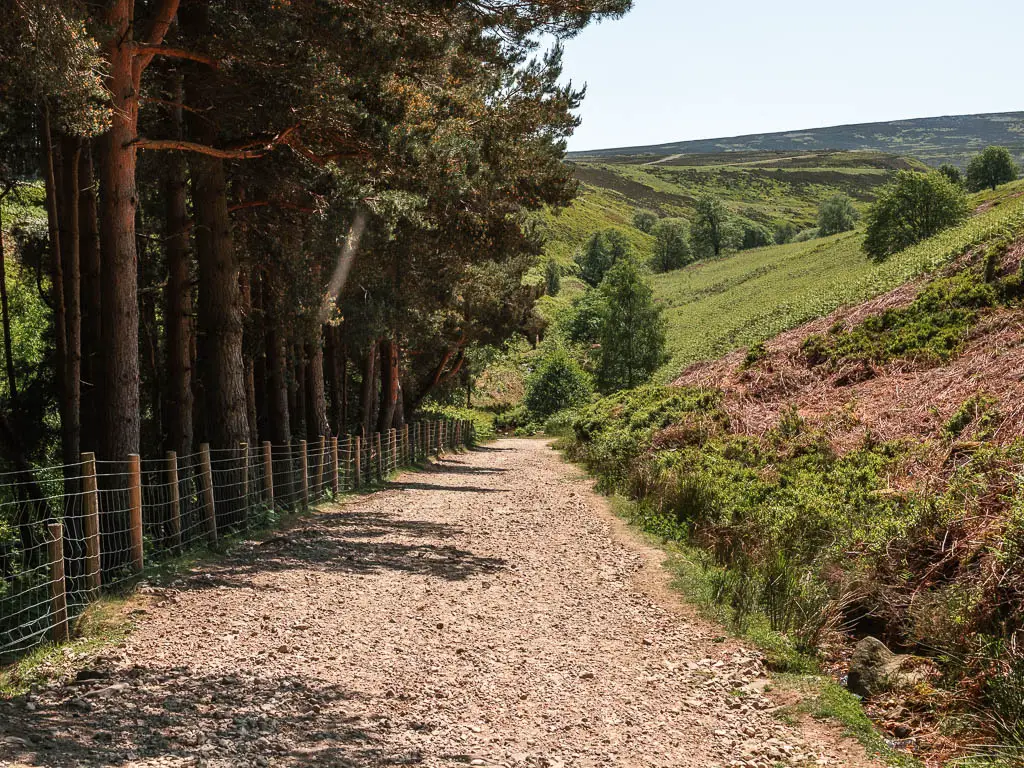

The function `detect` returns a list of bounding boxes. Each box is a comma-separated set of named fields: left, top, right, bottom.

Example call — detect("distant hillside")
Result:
left=650, top=180, right=1024, bottom=379
left=540, top=149, right=920, bottom=265
left=569, top=111, right=1024, bottom=168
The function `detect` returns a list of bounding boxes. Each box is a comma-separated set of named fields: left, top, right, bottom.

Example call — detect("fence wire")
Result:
left=0, top=421, right=472, bottom=660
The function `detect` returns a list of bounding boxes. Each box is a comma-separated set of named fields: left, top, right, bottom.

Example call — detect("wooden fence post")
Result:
left=166, top=451, right=181, bottom=550
left=316, top=435, right=326, bottom=498
left=47, top=522, right=68, bottom=643
left=388, top=428, right=396, bottom=473
left=81, top=452, right=101, bottom=596
left=200, top=443, right=217, bottom=545
left=300, top=440, right=310, bottom=509
left=403, top=424, right=410, bottom=465
left=263, top=441, right=274, bottom=506
left=375, top=432, right=383, bottom=481
left=239, top=442, right=250, bottom=525
left=128, top=454, right=144, bottom=573
left=331, top=437, right=339, bottom=496
left=354, top=436, right=362, bottom=488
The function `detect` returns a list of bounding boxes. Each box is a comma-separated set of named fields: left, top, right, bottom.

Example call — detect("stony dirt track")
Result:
left=0, top=439, right=878, bottom=768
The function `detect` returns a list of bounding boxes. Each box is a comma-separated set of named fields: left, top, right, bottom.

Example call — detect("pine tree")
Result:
left=596, top=257, right=666, bottom=392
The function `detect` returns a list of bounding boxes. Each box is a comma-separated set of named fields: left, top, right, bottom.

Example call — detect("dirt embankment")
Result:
left=0, top=441, right=875, bottom=768
left=674, top=242, right=1024, bottom=458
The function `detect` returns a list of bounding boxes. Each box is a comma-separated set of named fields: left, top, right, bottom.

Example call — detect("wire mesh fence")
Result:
left=0, top=419, right=475, bottom=660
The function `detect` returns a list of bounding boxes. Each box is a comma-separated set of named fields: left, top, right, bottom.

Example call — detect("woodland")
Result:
left=0, top=0, right=630, bottom=507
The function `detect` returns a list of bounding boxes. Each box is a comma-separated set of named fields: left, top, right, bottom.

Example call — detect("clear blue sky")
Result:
left=558, top=0, right=1024, bottom=151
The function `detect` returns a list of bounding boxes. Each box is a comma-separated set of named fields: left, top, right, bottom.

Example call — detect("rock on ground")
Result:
left=0, top=439, right=880, bottom=768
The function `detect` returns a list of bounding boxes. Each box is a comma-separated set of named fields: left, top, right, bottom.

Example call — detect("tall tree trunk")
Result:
left=341, top=339, right=349, bottom=437
left=291, top=348, right=306, bottom=441
left=265, top=318, right=290, bottom=445
left=360, top=340, right=377, bottom=437
left=324, top=325, right=343, bottom=436
left=395, top=383, right=405, bottom=428
left=162, top=75, right=193, bottom=457
left=0, top=195, right=16, bottom=400
left=252, top=272, right=267, bottom=440
left=189, top=153, right=249, bottom=448
left=79, top=144, right=102, bottom=453
left=305, top=338, right=329, bottom=441
left=41, top=109, right=70, bottom=462
left=377, top=338, right=399, bottom=433
left=98, top=0, right=143, bottom=461
left=59, top=136, right=82, bottom=469
left=240, top=270, right=258, bottom=444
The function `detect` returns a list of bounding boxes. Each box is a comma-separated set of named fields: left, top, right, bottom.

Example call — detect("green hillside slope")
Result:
left=540, top=150, right=918, bottom=266
left=651, top=181, right=1024, bottom=379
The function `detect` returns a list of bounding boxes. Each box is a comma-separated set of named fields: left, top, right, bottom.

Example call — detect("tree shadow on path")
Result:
left=0, top=666, right=426, bottom=767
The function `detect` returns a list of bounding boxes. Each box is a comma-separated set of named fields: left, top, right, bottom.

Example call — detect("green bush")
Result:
left=774, top=221, right=798, bottom=245
left=739, top=219, right=774, bottom=250
left=802, top=271, right=997, bottom=366
left=938, top=164, right=964, bottom=187
left=632, top=209, right=658, bottom=233
left=967, top=146, right=1020, bottom=192
left=863, top=170, right=969, bottom=260
left=575, top=228, right=633, bottom=287
left=690, top=194, right=740, bottom=258
left=817, top=193, right=859, bottom=236
left=650, top=218, right=691, bottom=272
left=523, top=346, right=592, bottom=418
left=559, top=288, right=606, bottom=346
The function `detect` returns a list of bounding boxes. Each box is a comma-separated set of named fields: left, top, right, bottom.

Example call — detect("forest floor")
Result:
left=0, top=439, right=879, bottom=768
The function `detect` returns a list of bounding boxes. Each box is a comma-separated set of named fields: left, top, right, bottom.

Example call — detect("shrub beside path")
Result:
left=0, top=439, right=878, bottom=768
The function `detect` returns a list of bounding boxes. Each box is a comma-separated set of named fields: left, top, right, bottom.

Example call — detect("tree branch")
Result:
left=132, top=0, right=182, bottom=84
left=132, top=138, right=267, bottom=160
left=133, top=45, right=220, bottom=69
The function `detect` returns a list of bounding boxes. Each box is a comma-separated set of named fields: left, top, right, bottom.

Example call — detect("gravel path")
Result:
left=0, top=439, right=877, bottom=768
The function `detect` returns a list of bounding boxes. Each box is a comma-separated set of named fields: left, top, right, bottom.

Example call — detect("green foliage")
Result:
left=967, top=146, right=1020, bottom=192
left=742, top=342, right=768, bottom=368
left=738, top=219, right=774, bottom=250
left=982, top=651, right=1024, bottom=763
left=419, top=404, right=495, bottom=443
left=570, top=385, right=727, bottom=490
left=595, top=257, right=667, bottom=393
left=690, top=194, right=738, bottom=259
left=632, top=209, right=658, bottom=233
left=774, top=221, right=798, bottom=245
left=864, top=171, right=970, bottom=260
left=938, top=164, right=964, bottom=187
left=943, top=394, right=1000, bottom=440
left=575, top=228, right=633, bottom=286
left=816, top=193, right=859, bottom=236
left=523, top=346, right=592, bottom=418
left=802, top=272, right=998, bottom=366
left=650, top=217, right=692, bottom=272
left=543, top=259, right=561, bottom=296
left=559, top=287, right=606, bottom=345
left=650, top=189, right=1024, bottom=380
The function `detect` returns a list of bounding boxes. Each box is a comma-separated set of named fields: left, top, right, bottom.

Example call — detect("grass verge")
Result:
left=603, top=494, right=923, bottom=768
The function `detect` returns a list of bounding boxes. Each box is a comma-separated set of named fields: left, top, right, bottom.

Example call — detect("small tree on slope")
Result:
left=966, top=146, right=1020, bottom=192
left=651, top=218, right=692, bottom=272
left=576, top=228, right=633, bottom=286
left=817, top=193, right=859, bottom=236
left=690, top=194, right=737, bottom=258
left=596, top=257, right=667, bottom=392
left=863, top=171, right=969, bottom=261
